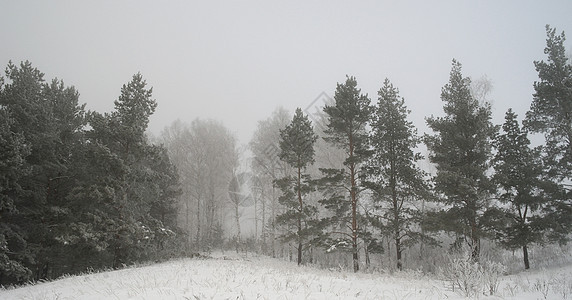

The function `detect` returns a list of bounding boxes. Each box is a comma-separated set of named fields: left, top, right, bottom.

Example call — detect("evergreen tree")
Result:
left=64, top=133, right=127, bottom=271
left=0, top=63, right=180, bottom=281
left=0, top=61, right=90, bottom=282
left=492, top=109, right=545, bottom=269
left=275, top=108, right=319, bottom=265
left=525, top=25, right=572, bottom=243
left=366, top=79, right=431, bottom=271
left=104, top=73, right=165, bottom=267
left=113, top=73, right=157, bottom=154
left=70, top=73, right=180, bottom=268
left=137, top=144, right=181, bottom=260
left=38, top=78, right=87, bottom=279
left=425, top=60, right=497, bottom=261
left=0, top=106, right=31, bottom=282
left=320, top=76, right=372, bottom=272
left=0, top=61, right=70, bottom=281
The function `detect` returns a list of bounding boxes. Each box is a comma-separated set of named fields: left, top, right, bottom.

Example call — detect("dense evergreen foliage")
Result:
left=425, top=60, right=498, bottom=261
left=0, top=63, right=180, bottom=284
left=492, top=109, right=545, bottom=269
left=365, top=79, right=432, bottom=271
left=275, top=108, right=319, bottom=265
left=525, top=25, right=572, bottom=244
left=319, top=76, right=372, bottom=272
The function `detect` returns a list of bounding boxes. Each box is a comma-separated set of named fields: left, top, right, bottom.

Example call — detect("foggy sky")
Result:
left=1, top=1, right=571, bottom=144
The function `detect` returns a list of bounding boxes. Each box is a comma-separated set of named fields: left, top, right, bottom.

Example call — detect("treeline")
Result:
left=0, top=64, right=181, bottom=284
left=248, top=25, right=571, bottom=272
left=0, top=25, right=570, bottom=285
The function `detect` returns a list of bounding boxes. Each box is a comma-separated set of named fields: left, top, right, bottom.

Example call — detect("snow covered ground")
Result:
left=1, top=252, right=571, bottom=299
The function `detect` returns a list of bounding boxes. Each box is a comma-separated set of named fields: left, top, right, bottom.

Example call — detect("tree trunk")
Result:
left=185, top=197, right=191, bottom=251
left=297, top=164, right=303, bottom=266
left=254, top=187, right=258, bottom=243
left=365, top=243, right=370, bottom=269
left=471, top=234, right=480, bottom=262
left=235, top=202, right=241, bottom=253
left=349, top=139, right=359, bottom=273
left=297, top=242, right=303, bottom=265
left=196, top=196, right=201, bottom=247
left=391, top=170, right=401, bottom=271
left=470, top=202, right=480, bottom=262
left=309, top=246, right=314, bottom=264
left=396, top=237, right=402, bottom=271
left=523, top=244, right=530, bottom=270
left=352, top=244, right=359, bottom=272
left=271, top=183, right=276, bottom=258
left=471, top=238, right=480, bottom=262
left=262, top=189, right=267, bottom=254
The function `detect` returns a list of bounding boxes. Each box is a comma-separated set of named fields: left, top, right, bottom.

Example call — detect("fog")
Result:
left=1, top=1, right=570, bottom=144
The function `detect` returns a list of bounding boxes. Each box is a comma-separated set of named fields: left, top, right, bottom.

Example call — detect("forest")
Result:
left=0, top=25, right=570, bottom=286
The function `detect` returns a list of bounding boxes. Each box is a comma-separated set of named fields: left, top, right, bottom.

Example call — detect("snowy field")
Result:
left=1, top=252, right=571, bottom=299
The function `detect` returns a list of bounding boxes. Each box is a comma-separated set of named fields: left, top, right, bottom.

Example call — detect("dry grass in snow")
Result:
left=1, top=252, right=571, bottom=299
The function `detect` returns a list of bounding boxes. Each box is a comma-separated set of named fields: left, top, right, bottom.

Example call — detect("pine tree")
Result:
left=64, top=132, right=128, bottom=270
left=106, top=73, right=165, bottom=267
left=0, top=61, right=63, bottom=281
left=0, top=106, right=31, bottom=282
left=320, top=76, right=372, bottom=272
left=366, top=79, right=431, bottom=271
left=38, top=78, right=87, bottom=279
left=275, top=108, right=318, bottom=265
left=114, top=73, right=157, bottom=153
left=425, top=60, right=497, bottom=261
left=71, top=73, right=180, bottom=268
left=492, top=109, right=544, bottom=269
left=525, top=25, right=572, bottom=243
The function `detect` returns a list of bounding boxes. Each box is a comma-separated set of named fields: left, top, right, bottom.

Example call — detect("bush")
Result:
left=439, top=248, right=506, bottom=297
left=482, top=260, right=506, bottom=295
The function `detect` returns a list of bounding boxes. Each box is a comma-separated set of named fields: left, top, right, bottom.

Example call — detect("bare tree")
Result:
left=249, top=107, right=292, bottom=257
left=161, top=119, right=237, bottom=252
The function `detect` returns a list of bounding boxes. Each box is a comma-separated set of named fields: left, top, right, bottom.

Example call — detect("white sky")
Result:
left=1, top=1, right=571, bottom=144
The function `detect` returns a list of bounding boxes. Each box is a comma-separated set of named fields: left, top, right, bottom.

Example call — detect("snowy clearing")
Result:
left=1, top=252, right=571, bottom=299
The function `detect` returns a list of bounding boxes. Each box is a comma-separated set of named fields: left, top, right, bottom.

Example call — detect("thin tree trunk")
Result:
left=254, top=187, right=258, bottom=243
left=262, top=188, right=267, bottom=253
left=235, top=201, right=241, bottom=253
left=196, top=195, right=201, bottom=247
left=185, top=197, right=191, bottom=251
left=396, top=238, right=402, bottom=271
left=365, top=243, right=370, bottom=269
left=391, top=169, right=401, bottom=271
left=419, top=197, right=425, bottom=261
left=297, top=163, right=303, bottom=265
left=349, top=137, right=359, bottom=273
left=523, top=244, right=530, bottom=270
left=521, top=205, right=530, bottom=270
left=271, top=183, right=276, bottom=258
left=470, top=201, right=480, bottom=262
left=471, top=227, right=480, bottom=262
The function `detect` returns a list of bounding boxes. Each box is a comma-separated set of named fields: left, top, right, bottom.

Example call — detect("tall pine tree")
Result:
left=320, top=76, right=371, bottom=272
left=492, top=109, right=544, bottom=270
left=366, top=79, right=431, bottom=271
left=425, top=60, right=497, bottom=261
left=70, top=73, right=180, bottom=268
left=0, top=106, right=31, bottom=282
left=0, top=61, right=86, bottom=281
left=525, top=25, right=572, bottom=243
left=275, top=108, right=319, bottom=265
